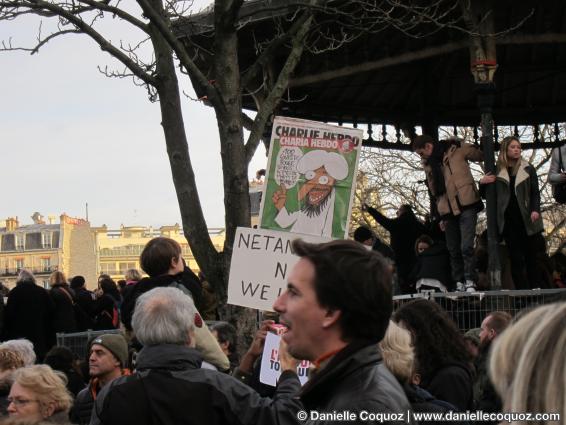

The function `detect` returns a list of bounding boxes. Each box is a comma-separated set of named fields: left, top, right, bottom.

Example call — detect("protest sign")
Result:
left=227, top=227, right=329, bottom=311
left=258, top=116, right=363, bottom=239
left=259, top=332, right=310, bottom=386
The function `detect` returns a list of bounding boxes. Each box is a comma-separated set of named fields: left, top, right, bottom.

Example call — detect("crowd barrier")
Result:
left=393, top=288, right=566, bottom=332
left=56, top=329, right=122, bottom=359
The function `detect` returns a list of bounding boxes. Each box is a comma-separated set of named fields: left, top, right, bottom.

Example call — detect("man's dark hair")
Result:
left=486, top=311, right=512, bottom=335
left=393, top=299, right=471, bottom=385
left=353, top=226, right=373, bottom=243
left=140, top=237, right=182, bottom=277
left=70, top=275, right=86, bottom=289
left=292, top=239, right=393, bottom=343
left=412, top=134, right=435, bottom=151
left=209, top=321, right=238, bottom=355
left=414, top=234, right=434, bottom=254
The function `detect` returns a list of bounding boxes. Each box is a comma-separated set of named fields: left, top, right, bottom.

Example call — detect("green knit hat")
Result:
left=91, top=334, right=128, bottom=367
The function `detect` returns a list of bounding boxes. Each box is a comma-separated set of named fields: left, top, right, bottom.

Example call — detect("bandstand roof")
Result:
left=175, top=0, right=566, bottom=147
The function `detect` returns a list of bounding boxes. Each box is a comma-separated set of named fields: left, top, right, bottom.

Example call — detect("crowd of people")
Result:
left=0, top=233, right=561, bottom=424
left=0, top=133, right=563, bottom=424
left=357, top=135, right=566, bottom=294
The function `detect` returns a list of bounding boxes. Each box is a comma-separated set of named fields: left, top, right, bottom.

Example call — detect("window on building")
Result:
left=15, top=259, right=24, bottom=271
left=42, top=232, right=52, bottom=249
left=15, top=234, right=24, bottom=251
left=119, top=262, right=137, bottom=274
left=100, top=263, right=117, bottom=274
left=40, top=258, right=51, bottom=272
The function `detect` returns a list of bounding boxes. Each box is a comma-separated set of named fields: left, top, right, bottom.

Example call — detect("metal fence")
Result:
left=56, top=329, right=122, bottom=360
left=393, top=289, right=566, bottom=332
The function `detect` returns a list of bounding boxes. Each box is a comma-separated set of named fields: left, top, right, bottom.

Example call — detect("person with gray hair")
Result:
left=0, top=339, right=36, bottom=366
left=3, top=270, right=55, bottom=361
left=90, top=287, right=302, bottom=425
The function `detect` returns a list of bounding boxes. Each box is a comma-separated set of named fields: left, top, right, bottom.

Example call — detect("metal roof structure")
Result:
left=175, top=0, right=566, bottom=149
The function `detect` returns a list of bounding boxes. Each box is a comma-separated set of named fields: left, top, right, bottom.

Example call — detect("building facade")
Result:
left=0, top=213, right=97, bottom=288
left=92, top=224, right=225, bottom=285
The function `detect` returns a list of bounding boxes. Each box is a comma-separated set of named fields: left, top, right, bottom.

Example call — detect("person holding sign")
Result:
left=273, top=239, right=411, bottom=424
left=272, top=150, right=348, bottom=237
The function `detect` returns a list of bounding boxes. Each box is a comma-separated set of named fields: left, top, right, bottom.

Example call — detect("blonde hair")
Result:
left=379, top=320, right=414, bottom=383
left=12, top=365, right=73, bottom=415
left=496, top=136, right=522, bottom=175
left=124, top=268, right=142, bottom=282
left=490, top=303, right=566, bottom=423
left=0, top=348, right=24, bottom=371
left=48, top=271, right=67, bottom=287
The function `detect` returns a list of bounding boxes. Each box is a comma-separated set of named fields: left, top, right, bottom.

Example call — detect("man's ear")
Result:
left=321, top=309, right=341, bottom=329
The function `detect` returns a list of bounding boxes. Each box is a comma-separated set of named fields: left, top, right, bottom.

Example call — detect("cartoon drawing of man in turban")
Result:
left=272, top=150, right=349, bottom=237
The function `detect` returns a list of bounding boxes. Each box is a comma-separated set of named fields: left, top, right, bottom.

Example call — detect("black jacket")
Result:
left=50, top=284, right=77, bottom=333
left=299, top=343, right=411, bottom=424
left=74, top=287, right=95, bottom=331
left=409, top=243, right=453, bottom=291
left=90, top=344, right=302, bottom=425
left=3, top=281, right=55, bottom=360
left=121, top=272, right=201, bottom=331
left=367, top=207, right=426, bottom=270
left=474, top=344, right=501, bottom=414
left=425, top=363, right=474, bottom=412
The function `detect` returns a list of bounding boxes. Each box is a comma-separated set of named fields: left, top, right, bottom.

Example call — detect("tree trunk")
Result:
left=147, top=1, right=221, bottom=283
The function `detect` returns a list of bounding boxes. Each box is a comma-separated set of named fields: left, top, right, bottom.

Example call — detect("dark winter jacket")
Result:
left=71, top=380, right=98, bottom=425
left=493, top=160, right=544, bottom=236
left=92, top=294, right=118, bottom=331
left=299, top=343, right=411, bottom=424
left=409, top=243, right=453, bottom=291
left=425, top=363, right=474, bottom=412
left=50, top=284, right=77, bottom=334
left=89, top=344, right=302, bottom=425
left=404, top=383, right=457, bottom=418
left=3, top=280, right=55, bottom=360
left=474, top=344, right=501, bottom=414
left=366, top=206, right=426, bottom=270
left=74, top=287, right=95, bottom=331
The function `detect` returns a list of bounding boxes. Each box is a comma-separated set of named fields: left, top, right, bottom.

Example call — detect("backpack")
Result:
left=553, top=148, right=566, bottom=204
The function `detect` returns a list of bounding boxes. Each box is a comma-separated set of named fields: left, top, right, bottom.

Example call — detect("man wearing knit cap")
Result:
left=70, top=334, right=129, bottom=425
left=272, top=150, right=349, bottom=237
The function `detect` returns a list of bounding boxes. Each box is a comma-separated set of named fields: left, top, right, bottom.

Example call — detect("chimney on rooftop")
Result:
left=5, top=217, right=19, bottom=232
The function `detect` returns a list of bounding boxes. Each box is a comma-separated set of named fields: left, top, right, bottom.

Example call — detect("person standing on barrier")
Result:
left=70, top=334, right=129, bottom=425
left=393, top=299, right=474, bottom=412
left=273, top=239, right=411, bottom=424
left=413, top=135, right=484, bottom=293
left=479, top=136, right=546, bottom=289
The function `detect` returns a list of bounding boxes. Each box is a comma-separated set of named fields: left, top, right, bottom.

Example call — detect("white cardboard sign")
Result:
left=227, top=227, right=330, bottom=311
left=259, top=332, right=310, bottom=386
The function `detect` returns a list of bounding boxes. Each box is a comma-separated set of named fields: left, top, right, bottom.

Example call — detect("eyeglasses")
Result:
left=7, top=397, right=39, bottom=408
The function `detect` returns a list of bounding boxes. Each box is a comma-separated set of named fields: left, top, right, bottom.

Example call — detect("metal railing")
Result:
left=0, top=266, right=56, bottom=277
left=56, top=329, right=122, bottom=359
left=393, top=289, right=566, bottom=332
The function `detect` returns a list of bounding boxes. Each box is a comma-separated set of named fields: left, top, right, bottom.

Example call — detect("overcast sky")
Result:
left=0, top=1, right=267, bottom=229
